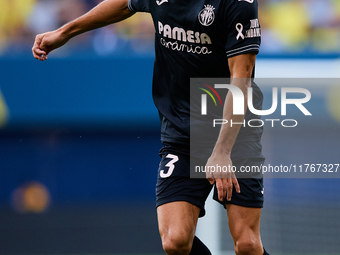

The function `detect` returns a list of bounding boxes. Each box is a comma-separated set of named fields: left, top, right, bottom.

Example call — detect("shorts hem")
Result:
left=215, top=197, right=263, bottom=209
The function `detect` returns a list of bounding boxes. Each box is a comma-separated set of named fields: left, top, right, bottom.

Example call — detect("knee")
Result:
left=235, top=238, right=261, bottom=255
left=161, top=231, right=192, bottom=255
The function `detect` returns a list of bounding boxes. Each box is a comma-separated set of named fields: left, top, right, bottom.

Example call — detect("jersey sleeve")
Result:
left=224, top=0, right=261, bottom=58
left=128, top=0, right=150, bottom=13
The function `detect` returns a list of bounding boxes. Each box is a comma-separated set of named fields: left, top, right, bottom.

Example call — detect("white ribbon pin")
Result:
left=236, top=23, right=244, bottom=40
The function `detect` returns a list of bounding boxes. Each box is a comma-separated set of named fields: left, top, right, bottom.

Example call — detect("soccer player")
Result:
left=32, top=0, right=269, bottom=254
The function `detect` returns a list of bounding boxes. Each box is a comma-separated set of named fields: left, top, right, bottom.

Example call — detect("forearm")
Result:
left=58, top=0, right=133, bottom=39
left=212, top=54, right=255, bottom=156
left=213, top=78, right=250, bottom=155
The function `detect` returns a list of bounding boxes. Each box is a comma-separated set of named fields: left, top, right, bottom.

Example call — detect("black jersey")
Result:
left=128, top=0, right=262, bottom=144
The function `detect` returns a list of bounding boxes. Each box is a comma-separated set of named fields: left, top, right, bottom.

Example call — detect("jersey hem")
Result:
left=161, top=135, right=189, bottom=144
left=162, top=131, right=262, bottom=146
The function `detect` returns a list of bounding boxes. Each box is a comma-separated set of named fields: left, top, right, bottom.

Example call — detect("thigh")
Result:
left=157, top=201, right=200, bottom=244
left=226, top=204, right=262, bottom=246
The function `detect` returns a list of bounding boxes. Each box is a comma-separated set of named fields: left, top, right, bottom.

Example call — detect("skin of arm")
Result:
left=206, top=53, right=256, bottom=202
left=32, top=0, right=133, bottom=61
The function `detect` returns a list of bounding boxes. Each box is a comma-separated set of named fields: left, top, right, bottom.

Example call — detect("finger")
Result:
left=233, top=177, right=241, bottom=194
left=206, top=170, right=215, bottom=185
left=33, top=34, right=43, bottom=47
left=32, top=50, right=46, bottom=61
left=207, top=177, right=215, bottom=185
left=222, top=177, right=228, bottom=200
left=216, top=178, right=226, bottom=202
left=32, top=34, right=47, bottom=61
left=226, top=177, right=233, bottom=201
left=206, top=173, right=215, bottom=184
left=38, top=53, right=48, bottom=61
left=32, top=35, right=42, bottom=54
left=33, top=48, right=47, bottom=60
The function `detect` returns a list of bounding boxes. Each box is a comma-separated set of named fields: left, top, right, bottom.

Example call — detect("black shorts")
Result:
left=155, top=142, right=265, bottom=217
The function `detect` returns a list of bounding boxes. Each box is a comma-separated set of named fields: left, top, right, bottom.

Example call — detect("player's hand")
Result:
left=32, top=30, right=69, bottom=61
left=206, top=152, right=240, bottom=202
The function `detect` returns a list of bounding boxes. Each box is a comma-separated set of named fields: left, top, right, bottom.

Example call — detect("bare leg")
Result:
left=157, top=201, right=201, bottom=255
left=226, top=204, right=264, bottom=255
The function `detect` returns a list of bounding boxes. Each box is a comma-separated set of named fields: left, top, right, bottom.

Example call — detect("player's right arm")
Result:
left=32, top=0, right=134, bottom=61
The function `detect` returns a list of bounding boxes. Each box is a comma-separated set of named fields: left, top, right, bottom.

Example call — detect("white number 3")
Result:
left=160, top=154, right=179, bottom=178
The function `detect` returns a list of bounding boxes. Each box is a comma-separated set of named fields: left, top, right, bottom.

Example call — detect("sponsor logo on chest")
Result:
left=156, top=4, right=217, bottom=55
left=158, top=21, right=212, bottom=44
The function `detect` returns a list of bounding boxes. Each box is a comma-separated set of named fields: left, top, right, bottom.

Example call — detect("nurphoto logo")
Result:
left=199, top=83, right=312, bottom=128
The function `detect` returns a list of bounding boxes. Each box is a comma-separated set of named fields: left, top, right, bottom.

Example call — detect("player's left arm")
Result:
left=206, top=0, right=260, bottom=202
left=206, top=53, right=256, bottom=202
